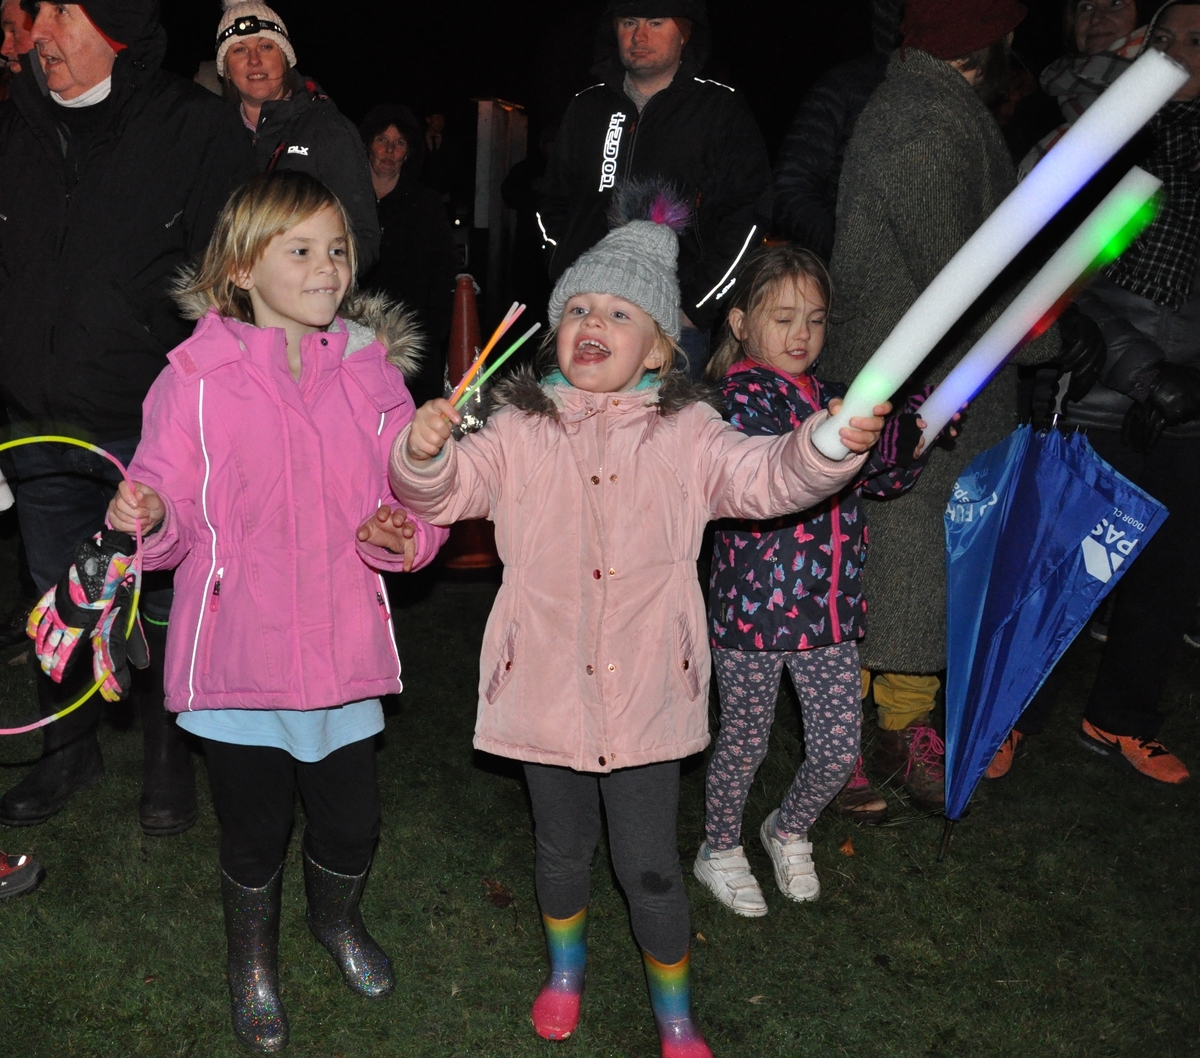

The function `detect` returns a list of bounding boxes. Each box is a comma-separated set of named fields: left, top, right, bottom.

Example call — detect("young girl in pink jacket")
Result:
left=390, top=188, right=889, bottom=1058
left=107, top=172, right=446, bottom=1053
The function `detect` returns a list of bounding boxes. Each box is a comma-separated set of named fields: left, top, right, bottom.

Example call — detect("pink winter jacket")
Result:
left=389, top=371, right=867, bottom=773
left=129, top=302, right=447, bottom=714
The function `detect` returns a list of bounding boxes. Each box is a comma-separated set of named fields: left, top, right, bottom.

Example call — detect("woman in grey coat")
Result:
left=820, top=0, right=1069, bottom=810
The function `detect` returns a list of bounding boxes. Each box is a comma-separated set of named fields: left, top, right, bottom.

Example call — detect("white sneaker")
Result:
left=692, top=842, right=768, bottom=917
left=759, top=809, right=819, bottom=903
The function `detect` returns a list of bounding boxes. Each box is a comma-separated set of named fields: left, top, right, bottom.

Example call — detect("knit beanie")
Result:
left=547, top=184, right=688, bottom=340
left=902, top=0, right=1027, bottom=60
left=74, top=0, right=160, bottom=52
left=216, top=1, right=296, bottom=73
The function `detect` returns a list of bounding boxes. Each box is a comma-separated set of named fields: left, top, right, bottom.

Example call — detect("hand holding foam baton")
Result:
left=811, top=49, right=1187, bottom=460
left=918, top=167, right=1162, bottom=447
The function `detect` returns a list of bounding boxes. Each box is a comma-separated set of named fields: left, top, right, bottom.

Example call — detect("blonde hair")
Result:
left=537, top=319, right=685, bottom=382
left=704, top=245, right=833, bottom=383
left=176, top=171, right=357, bottom=324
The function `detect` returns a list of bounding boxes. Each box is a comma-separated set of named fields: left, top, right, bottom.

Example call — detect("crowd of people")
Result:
left=0, top=0, right=1197, bottom=1054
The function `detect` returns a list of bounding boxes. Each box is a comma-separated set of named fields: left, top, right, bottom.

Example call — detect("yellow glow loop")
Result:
left=0, top=436, right=142, bottom=735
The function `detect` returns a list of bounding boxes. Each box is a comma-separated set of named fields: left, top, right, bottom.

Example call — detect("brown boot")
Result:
left=873, top=720, right=945, bottom=812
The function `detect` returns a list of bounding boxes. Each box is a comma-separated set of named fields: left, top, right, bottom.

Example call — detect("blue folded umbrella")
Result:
left=943, top=426, right=1168, bottom=822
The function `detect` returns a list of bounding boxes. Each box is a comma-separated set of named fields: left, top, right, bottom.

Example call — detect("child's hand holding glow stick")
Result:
left=409, top=399, right=461, bottom=461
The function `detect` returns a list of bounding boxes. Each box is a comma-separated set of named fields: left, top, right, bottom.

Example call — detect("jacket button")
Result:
left=505, top=661, right=512, bottom=671
left=593, top=569, right=601, bottom=579
left=609, top=474, right=617, bottom=482
left=598, top=756, right=607, bottom=766
left=612, top=399, right=620, bottom=406
left=608, top=568, right=615, bottom=576
left=586, top=664, right=594, bottom=675
left=683, top=659, right=690, bottom=670
left=320, top=337, right=328, bottom=346
left=591, top=475, right=600, bottom=484
left=607, top=663, right=615, bottom=671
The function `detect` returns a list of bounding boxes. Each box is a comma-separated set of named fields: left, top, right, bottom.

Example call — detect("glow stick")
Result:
left=811, top=48, right=1187, bottom=460
left=919, top=167, right=1161, bottom=446
left=454, top=322, right=542, bottom=410
left=449, top=301, right=524, bottom=405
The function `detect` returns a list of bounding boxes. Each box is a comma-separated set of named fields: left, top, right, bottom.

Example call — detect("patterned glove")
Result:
left=875, top=385, right=934, bottom=467
left=26, top=530, right=148, bottom=701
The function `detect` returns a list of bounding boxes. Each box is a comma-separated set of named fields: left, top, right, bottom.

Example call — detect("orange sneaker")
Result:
left=1078, top=720, right=1190, bottom=785
left=984, top=730, right=1025, bottom=780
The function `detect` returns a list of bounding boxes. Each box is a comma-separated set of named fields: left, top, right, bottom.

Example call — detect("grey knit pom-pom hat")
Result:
left=547, top=182, right=690, bottom=339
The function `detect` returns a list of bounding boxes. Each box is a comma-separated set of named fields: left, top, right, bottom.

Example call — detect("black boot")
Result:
left=0, top=668, right=104, bottom=826
left=137, top=614, right=195, bottom=836
left=302, top=845, right=394, bottom=998
left=221, top=864, right=288, bottom=1053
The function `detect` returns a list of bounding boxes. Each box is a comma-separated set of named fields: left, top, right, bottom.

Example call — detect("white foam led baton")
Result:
left=917, top=166, right=1162, bottom=447
left=811, top=48, right=1187, bottom=460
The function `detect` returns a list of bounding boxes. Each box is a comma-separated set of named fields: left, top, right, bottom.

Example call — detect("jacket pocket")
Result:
left=485, top=622, right=520, bottom=704
left=674, top=614, right=701, bottom=701
left=198, top=565, right=225, bottom=674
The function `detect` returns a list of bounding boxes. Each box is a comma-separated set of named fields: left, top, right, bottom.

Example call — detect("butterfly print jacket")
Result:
left=708, top=361, right=929, bottom=653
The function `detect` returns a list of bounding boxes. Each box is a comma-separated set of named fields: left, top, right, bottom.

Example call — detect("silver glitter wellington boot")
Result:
left=302, top=847, right=395, bottom=998
left=220, top=865, right=288, bottom=1052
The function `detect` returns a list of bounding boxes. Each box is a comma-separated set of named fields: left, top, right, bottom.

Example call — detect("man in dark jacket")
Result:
left=772, top=0, right=904, bottom=258
left=0, top=0, right=255, bottom=830
left=536, top=1, right=771, bottom=376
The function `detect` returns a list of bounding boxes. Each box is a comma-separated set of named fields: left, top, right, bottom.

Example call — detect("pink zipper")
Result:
left=209, top=568, right=224, bottom=613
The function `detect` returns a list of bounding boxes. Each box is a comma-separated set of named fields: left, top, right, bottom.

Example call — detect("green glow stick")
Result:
left=454, top=322, right=541, bottom=410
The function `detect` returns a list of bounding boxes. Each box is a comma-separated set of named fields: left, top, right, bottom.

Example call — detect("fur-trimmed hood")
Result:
left=173, top=282, right=424, bottom=379
left=487, top=364, right=722, bottom=419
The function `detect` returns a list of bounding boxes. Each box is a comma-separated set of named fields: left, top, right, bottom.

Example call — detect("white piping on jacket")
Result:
left=186, top=379, right=219, bottom=711
left=378, top=412, right=386, bottom=436
left=695, top=224, right=757, bottom=309
left=693, top=77, right=735, bottom=92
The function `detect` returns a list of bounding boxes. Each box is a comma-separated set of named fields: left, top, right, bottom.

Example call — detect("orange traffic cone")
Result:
left=441, top=274, right=500, bottom=571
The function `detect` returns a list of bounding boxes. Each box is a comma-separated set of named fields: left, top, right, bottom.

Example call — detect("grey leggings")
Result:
left=705, top=643, right=861, bottom=850
left=523, top=760, right=690, bottom=964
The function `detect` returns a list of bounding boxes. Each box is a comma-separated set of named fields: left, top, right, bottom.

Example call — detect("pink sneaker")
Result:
left=832, top=755, right=888, bottom=824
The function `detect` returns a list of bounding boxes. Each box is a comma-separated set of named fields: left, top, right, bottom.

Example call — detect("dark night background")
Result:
left=159, top=0, right=1071, bottom=161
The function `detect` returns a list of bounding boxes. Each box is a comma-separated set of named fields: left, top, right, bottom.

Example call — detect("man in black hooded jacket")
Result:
left=536, top=1, right=771, bottom=375
left=0, top=0, right=254, bottom=831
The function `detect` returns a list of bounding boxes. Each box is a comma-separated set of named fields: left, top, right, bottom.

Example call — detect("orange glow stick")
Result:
left=450, top=301, right=524, bottom=404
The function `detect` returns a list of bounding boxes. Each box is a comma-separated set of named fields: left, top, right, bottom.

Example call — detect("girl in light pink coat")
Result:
left=107, top=172, right=446, bottom=1053
left=389, top=188, right=889, bottom=1058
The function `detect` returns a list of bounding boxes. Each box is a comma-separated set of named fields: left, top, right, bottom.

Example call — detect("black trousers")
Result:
left=1017, top=430, right=1200, bottom=739
left=203, top=737, right=381, bottom=888
left=523, top=759, right=690, bottom=965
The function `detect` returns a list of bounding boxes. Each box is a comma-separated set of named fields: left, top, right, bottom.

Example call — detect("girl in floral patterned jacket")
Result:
left=694, top=245, right=934, bottom=917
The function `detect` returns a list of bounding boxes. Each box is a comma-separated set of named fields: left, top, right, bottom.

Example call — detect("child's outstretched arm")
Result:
left=699, top=403, right=882, bottom=522
left=388, top=399, right=507, bottom=527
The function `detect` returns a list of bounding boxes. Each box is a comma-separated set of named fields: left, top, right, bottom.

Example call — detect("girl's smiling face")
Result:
left=236, top=206, right=350, bottom=335
left=731, top=274, right=827, bottom=380
left=556, top=293, right=665, bottom=393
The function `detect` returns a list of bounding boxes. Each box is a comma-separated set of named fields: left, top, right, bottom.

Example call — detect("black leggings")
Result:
left=523, top=760, right=690, bottom=965
left=203, top=737, right=381, bottom=888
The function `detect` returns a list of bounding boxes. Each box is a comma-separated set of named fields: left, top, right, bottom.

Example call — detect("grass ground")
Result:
left=0, top=530, right=1197, bottom=1058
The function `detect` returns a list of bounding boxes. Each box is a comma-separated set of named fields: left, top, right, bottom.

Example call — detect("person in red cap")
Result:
left=0, top=2, right=255, bottom=833
left=818, top=0, right=1105, bottom=811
